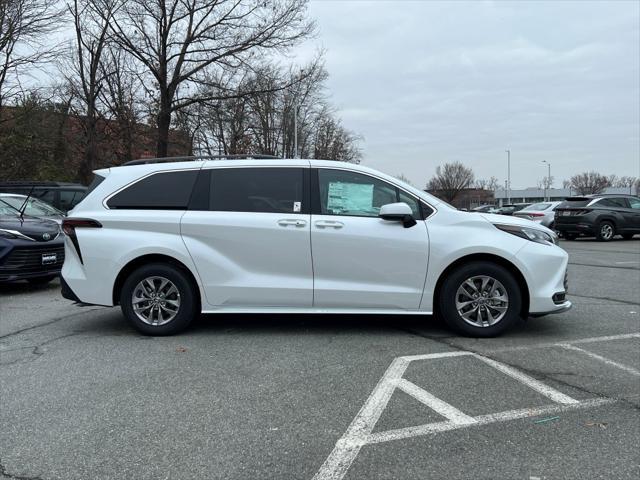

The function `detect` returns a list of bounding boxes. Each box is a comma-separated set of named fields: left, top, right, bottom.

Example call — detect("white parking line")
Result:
left=313, top=332, right=639, bottom=480
left=559, top=344, right=640, bottom=376
left=474, top=354, right=579, bottom=404
left=364, top=397, right=614, bottom=446
left=395, top=378, right=476, bottom=425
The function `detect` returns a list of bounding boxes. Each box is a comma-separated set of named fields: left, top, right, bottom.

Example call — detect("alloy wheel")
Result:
left=455, top=275, right=509, bottom=327
left=600, top=223, right=614, bottom=241
left=131, top=276, right=181, bottom=326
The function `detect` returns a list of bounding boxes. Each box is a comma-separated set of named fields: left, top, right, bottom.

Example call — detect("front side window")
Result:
left=209, top=168, right=304, bottom=213
left=107, top=170, right=199, bottom=209
left=318, top=169, right=424, bottom=218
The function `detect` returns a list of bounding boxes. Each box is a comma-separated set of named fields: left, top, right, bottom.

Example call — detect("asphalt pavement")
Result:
left=1, top=238, right=639, bottom=480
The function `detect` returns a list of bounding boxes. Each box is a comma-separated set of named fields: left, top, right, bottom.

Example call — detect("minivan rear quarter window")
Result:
left=107, top=170, right=198, bottom=209
left=209, top=167, right=305, bottom=213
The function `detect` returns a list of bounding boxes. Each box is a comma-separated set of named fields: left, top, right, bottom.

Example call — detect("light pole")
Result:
left=542, top=160, right=551, bottom=201
left=505, top=149, right=511, bottom=203
left=293, top=103, right=305, bottom=158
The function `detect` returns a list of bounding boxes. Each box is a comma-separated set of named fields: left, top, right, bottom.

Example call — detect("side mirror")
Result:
left=379, top=202, right=417, bottom=228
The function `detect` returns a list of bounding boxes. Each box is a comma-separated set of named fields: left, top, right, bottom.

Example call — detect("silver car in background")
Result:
left=513, top=201, right=562, bottom=229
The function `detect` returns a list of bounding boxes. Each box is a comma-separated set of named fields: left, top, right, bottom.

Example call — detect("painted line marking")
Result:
left=311, top=357, right=409, bottom=480
left=364, top=398, right=614, bottom=446
left=399, top=350, right=472, bottom=362
left=559, top=344, right=640, bottom=376
left=395, top=378, right=476, bottom=425
left=313, top=333, right=640, bottom=480
left=487, top=332, right=640, bottom=354
left=473, top=354, right=579, bottom=404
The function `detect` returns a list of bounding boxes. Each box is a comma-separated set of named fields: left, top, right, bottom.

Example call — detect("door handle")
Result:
left=278, top=219, right=307, bottom=227
left=315, top=220, right=344, bottom=229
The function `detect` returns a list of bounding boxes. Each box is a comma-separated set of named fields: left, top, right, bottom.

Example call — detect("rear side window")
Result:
left=107, top=170, right=198, bottom=209
left=596, top=197, right=628, bottom=208
left=209, top=168, right=304, bottom=213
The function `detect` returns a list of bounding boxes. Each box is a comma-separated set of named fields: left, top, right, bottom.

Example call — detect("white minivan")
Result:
left=61, top=156, right=570, bottom=336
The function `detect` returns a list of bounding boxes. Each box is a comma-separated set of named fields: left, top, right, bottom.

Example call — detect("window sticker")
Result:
left=293, top=201, right=301, bottom=212
left=327, top=182, right=375, bottom=214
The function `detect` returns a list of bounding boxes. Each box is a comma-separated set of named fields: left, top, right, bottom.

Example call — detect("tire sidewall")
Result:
left=439, top=261, right=522, bottom=337
left=120, top=263, right=197, bottom=335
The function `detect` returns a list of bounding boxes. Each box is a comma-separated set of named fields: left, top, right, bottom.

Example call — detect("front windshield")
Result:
left=523, top=202, right=551, bottom=211
left=0, top=196, right=63, bottom=216
left=0, top=200, right=20, bottom=217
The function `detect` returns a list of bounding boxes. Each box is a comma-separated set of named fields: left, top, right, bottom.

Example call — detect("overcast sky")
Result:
left=297, top=0, right=640, bottom=188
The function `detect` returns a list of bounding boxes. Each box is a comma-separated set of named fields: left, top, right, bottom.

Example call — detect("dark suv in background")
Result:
left=0, top=181, right=87, bottom=213
left=554, top=194, right=640, bottom=241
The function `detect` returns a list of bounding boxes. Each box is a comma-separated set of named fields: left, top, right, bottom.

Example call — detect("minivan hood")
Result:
left=0, top=215, right=61, bottom=241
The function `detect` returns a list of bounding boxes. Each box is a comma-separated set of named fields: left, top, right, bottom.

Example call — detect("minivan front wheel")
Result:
left=439, top=262, right=522, bottom=337
left=120, top=263, right=197, bottom=335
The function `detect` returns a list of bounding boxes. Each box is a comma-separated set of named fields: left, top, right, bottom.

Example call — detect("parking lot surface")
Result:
left=1, top=239, right=639, bottom=480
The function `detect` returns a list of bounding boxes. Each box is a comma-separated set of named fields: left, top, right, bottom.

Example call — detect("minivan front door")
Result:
left=310, top=168, right=430, bottom=310
left=181, top=166, right=313, bottom=308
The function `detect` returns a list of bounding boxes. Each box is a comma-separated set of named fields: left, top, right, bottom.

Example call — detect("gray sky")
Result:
left=297, top=0, right=640, bottom=188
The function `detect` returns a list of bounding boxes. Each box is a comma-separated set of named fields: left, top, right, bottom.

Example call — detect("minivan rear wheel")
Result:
left=438, top=261, right=522, bottom=337
left=120, top=263, right=197, bottom=335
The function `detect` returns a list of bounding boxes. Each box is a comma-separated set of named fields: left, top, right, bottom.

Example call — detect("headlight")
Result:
left=494, top=224, right=558, bottom=245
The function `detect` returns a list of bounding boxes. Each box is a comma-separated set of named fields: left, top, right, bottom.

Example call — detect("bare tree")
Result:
left=99, top=46, right=145, bottom=164
left=536, top=175, right=554, bottom=190
left=312, top=106, right=362, bottom=163
left=426, top=162, right=475, bottom=203
left=0, top=0, right=62, bottom=109
left=66, top=0, right=118, bottom=183
left=613, top=175, right=638, bottom=189
left=104, top=0, right=315, bottom=157
left=570, top=171, right=611, bottom=195
left=394, top=174, right=414, bottom=186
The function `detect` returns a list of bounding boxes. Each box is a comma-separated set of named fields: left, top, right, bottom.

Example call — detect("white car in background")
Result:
left=513, top=201, right=563, bottom=229
left=61, top=157, right=570, bottom=337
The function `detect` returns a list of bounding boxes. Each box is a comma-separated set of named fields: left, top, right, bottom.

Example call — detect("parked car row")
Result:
left=472, top=195, right=639, bottom=241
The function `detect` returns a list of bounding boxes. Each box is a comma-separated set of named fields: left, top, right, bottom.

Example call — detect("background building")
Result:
left=494, top=187, right=636, bottom=206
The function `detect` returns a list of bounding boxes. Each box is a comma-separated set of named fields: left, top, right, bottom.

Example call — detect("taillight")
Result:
left=529, top=213, right=545, bottom=217
left=62, top=218, right=102, bottom=264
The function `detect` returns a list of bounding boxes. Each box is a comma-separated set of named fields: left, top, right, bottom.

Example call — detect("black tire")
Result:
left=120, top=263, right=198, bottom=335
left=438, top=261, right=522, bottom=337
left=622, top=233, right=636, bottom=240
left=27, top=275, right=56, bottom=285
left=595, top=220, right=615, bottom=242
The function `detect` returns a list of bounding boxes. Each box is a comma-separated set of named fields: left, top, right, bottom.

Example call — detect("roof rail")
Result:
left=122, top=154, right=280, bottom=166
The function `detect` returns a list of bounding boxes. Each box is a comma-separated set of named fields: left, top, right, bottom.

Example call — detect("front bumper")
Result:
left=530, top=300, right=572, bottom=317
left=513, top=241, right=571, bottom=315
left=0, top=238, right=65, bottom=282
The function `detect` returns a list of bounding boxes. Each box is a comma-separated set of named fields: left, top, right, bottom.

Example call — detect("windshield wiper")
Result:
left=18, top=185, right=35, bottom=219
left=0, top=199, right=22, bottom=214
